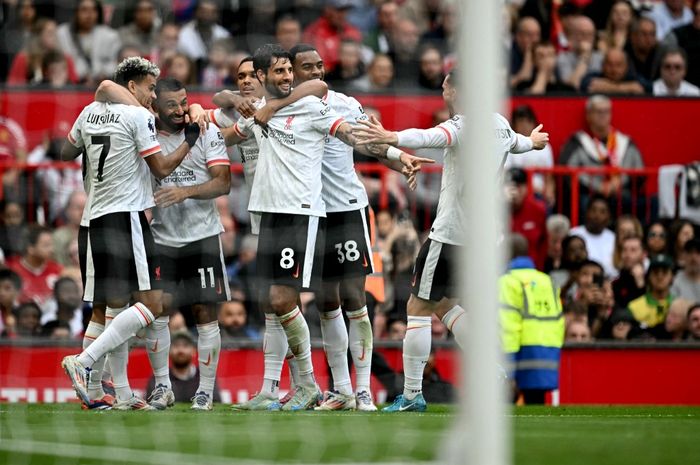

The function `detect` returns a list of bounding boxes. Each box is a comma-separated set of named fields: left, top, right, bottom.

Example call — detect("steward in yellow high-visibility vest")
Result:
left=499, top=234, right=564, bottom=404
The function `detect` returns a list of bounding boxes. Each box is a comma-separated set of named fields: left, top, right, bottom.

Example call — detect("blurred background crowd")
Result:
left=1, top=0, right=699, bottom=347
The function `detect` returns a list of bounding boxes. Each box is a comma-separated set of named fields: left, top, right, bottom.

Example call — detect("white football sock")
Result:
left=196, top=321, right=220, bottom=398
left=146, top=316, right=171, bottom=390
left=441, top=305, right=467, bottom=349
left=319, top=307, right=352, bottom=395
left=260, top=314, right=286, bottom=397
left=83, top=321, right=105, bottom=399
left=104, top=305, right=132, bottom=402
left=286, top=348, right=300, bottom=390
left=346, top=306, right=373, bottom=393
left=279, top=307, right=315, bottom=388
left=78, top=303, right=154, bottom=367
left=403, top=316, right=431, bottom=400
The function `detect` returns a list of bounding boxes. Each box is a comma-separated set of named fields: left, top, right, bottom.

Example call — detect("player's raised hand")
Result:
left=529, top=124, right=549, bottom=150
left=154, top=186, right=188, bottom=208
left=187, top=103, right=209, bottom=134
left=253, top=104, right=275, bottom=128
left=355, top=115, right=399, bottom=145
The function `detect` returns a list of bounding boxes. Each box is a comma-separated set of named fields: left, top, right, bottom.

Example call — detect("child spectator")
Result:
left=200, top=38, right=235, bottom=89
left=0, top=199, right=28, bottom=259
left=164, top=52, right=198, bottom=86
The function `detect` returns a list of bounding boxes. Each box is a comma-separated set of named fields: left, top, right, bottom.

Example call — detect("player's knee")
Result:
left=407, top=294, right=435, bottom=317
left=193, top=303, right=217, bottom=324
left=269, top=287, right=297, bottom=314
left=106, top=298, right=128, bottom=309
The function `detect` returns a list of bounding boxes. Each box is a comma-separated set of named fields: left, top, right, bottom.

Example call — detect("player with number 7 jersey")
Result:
left=59, top=57, right=202, bottom=410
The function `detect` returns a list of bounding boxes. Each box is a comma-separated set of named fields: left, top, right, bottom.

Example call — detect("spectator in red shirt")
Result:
left=302, top=0, right=362, bottom=73
left=506, top=168, right=548, bottom=270
left=6, top=225, right=63, bottom=315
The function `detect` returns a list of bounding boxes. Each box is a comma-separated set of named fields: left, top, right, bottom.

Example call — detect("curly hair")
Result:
left=113, top=56, right=160, bottom=87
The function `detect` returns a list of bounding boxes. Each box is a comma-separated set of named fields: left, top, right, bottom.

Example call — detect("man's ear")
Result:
left=256, top=69, right=265, bottom=84
left=127, top=80, right=136, bottom=94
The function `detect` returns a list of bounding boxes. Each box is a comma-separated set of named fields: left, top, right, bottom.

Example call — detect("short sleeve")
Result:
left=205, top=126, right=230, bottom=168
left=436, top=115, right=462, bottom=147
left=308, top=98, right=344, bottom=136
left=208, top=108, right=237, bottom=128
left=67, top=110, right=85, bottom=148
left=348, top=97, right=368, bottom=124
left=133, top=108, right=161, bottom=158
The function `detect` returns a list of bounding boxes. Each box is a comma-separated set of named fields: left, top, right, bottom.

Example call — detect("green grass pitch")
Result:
left=1, top=404, right=698, bottom=464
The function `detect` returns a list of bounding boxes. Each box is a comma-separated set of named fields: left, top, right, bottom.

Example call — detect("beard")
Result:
left=265, top=81, right=292, bottom=98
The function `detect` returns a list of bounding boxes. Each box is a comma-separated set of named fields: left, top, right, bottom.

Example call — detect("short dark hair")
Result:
left=155, top=77, right=185, bottom=97
left=289, top=43, right=317, bottom=63
left=54, top=276, right=78, bottom=295
left=238, top=56, right=254, bottom=71
left=253, top=44, right=293, bottom=75
left=0, top=268, right=22, bottom=290
left=512, top=104, right=537, bottom=123
left=113, top=56, right=160, bottom=87
left=586, top=194, right=610, bottom=213
left=687, top=303, right=700, bottom=320
left=24, top=225, right=51, bottom=251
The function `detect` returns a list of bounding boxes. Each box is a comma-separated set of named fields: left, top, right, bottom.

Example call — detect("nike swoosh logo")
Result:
left=411, top=274, right=417, bottom=286
left=216, top=279, right=222, bottom=294
left=358, top=342, right=366, bottom=362
left=150, top=340, right=158, bottom=352
left=292, top=263, right=300, bottom=279
left=399, top=402, right=417, bottom=411
left=202, top=353, right=211, bottom=367
left=362, top=253, right=368, bottom=268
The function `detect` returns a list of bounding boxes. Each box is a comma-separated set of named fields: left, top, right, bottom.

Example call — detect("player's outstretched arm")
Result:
left=334, top=121, right=434, bottom=176
left=253, top=80, right=329, bottom=126
left=145, top=123, right=201, bottom=179
left=94, top=79, right=141, bottom=107
left=154, top=165, right=231, bottom=208
left=212, top=90, right=258, bottom=118
left=356, top=115, right=455, bottom=150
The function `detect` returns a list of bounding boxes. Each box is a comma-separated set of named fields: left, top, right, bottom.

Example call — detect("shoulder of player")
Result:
left=492, top=112, right=510, bottom=129
left=439, top=114, right=463, bottom=132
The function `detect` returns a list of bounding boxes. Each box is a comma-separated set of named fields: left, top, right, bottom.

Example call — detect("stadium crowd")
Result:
left=1, top=0, right=700, bottom=349
left=0, top=0, right=699, bottom=95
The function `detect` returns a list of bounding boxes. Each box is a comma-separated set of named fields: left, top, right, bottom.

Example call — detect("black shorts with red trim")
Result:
left=156, top=234, right=231, bottom=307
left=322, top=207, right=375, bottom=281
left=410, top=238, right=460, bottom=302
left=256, top=212, right=325, bottom=291
left=79, top=211, right=160, bottom=303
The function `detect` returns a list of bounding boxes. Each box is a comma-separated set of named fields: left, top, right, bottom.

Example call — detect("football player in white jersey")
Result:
left=60, top=57, right=202, bottom=410
left=207, top=58, right=330, bottom=411
left=355, top=70, right=549, bottom=412
left=220, top=44, right=432, bottom=411
left=288, top=44, right=380, bottom=411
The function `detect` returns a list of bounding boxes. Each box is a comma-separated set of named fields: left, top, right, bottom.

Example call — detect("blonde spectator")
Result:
left=164, top=52, right=198, bottom=86
left=598, top=0, right=635, bottom=54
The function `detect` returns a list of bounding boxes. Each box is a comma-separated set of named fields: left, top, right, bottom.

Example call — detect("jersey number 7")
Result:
left=91, top=135, right=111, bottom=182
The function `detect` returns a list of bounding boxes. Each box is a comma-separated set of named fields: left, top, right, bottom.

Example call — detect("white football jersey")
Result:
left=209, top=108, right=259, bottom=188
left=150, top=125, right=229, bottom=248
left=494, top=113, right=520, bottom=172
left=69, top=102, right=160, bottom=222
left=234, top=96, right=344, bottom=217
left=322, top=90, right=369, bottom=212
